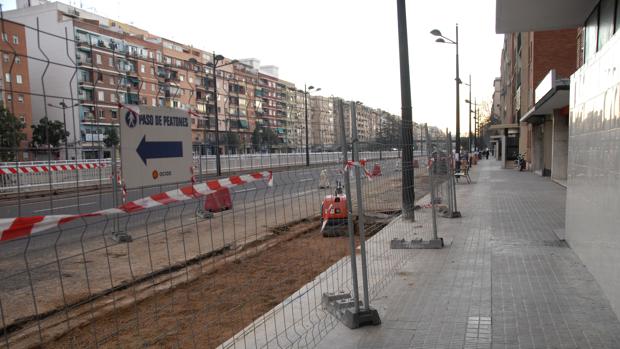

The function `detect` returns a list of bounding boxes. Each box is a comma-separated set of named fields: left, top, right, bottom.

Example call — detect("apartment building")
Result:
left=5, top=0, right=410, bottom=158
left=0, top=18, right=33, bottom=154
left=310, top=95, right=335, bottom=150
left=492, top=29, right=577, bottom=174
left=496, top=0, right=620, bottom=319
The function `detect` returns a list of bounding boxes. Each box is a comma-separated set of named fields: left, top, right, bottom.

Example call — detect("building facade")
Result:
left=496, top=0, right=620, bottom=319
left=1, top=18, right=33, bottom=156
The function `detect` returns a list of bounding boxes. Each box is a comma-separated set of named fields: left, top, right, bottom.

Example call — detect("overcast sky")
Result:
left=1, top=0, right=503, bottom=134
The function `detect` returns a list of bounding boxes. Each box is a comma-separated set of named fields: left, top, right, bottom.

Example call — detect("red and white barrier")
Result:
left=0, top=171, right=273, bottom=242
left=0, top=163, right=105, bottom=175
left=344, top=160, right=373, bottom=180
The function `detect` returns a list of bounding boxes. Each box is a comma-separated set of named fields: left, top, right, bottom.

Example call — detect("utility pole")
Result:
left=304, top=84, right=310, bottom=166
left=396, top=0, right=415, bottom=220
left=468, top=75, right=472, bottom=152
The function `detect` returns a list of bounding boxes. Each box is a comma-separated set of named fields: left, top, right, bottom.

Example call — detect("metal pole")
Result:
left=351, top=102, right=370, bottom=311
left=213, top=52, right=221, bottom=176
left=397, top=0, right=415, bottom=221
left=111, top=144, right=119, bottom=234
left=468, top=75, right=472, bottom=152
left=61, top=100, right=69, bottom=160
left=455, top=24, right=461, bottom=156
left=425, top=124, right=438, bottom=240
left=304, top=84, right=310, bottom=166
left=445, top=128, right=453, bottom=215
left=338, top=99, right=360, bottom=313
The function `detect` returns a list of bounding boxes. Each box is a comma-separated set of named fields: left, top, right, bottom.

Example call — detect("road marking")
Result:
left=299, top=178, right=313, bottom=182
left=33, top=202, right=96, bottom=213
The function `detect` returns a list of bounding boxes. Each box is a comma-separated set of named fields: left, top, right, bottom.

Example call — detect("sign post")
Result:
left=120, top=105, right=192, bottom=189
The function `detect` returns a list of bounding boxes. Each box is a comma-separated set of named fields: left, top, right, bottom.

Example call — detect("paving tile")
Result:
left=309, top=161, right=620, bottom=348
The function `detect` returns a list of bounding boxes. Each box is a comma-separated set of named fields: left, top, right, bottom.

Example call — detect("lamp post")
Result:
left=465, top=97, right=479, bottom=153
left=431, top=24, right=461, bottom=156
left=464, top=75, right=472, bottom=152
left=47, top=99, right=79, bottom=160
left=302, top=84, right=320, bottom=167
left=397, top=0, right=416, bottom=220
left=206, top=53, right=238, bottom=176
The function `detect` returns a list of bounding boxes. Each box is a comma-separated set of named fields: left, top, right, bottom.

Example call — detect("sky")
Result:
left=0, top=0, right=504, bottom=134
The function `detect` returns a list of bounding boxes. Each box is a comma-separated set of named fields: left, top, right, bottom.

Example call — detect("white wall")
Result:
left=566, top=31, right=620, bottom=318
left=5, top=3, right=78, bottom=149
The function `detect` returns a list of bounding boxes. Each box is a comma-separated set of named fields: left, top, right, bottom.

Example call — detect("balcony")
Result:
left=77, top=41, right=91, bottom=51
left=76, top=56, right=92, bottom=65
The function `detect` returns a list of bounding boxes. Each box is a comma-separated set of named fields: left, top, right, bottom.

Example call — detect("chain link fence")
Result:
left=0, top=13, right=458, bottom=349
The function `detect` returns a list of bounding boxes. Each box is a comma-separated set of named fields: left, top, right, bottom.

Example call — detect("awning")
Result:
left=520, top=71, right=569, bottom=124
left=496, top=0, right=597, bottom=33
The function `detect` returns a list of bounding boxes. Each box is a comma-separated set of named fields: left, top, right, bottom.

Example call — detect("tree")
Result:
left=222, top=131, right=240, bottom=153
left=374, top=114, right=402, bottom=150
left=103, top=127, right=120, bottom=148
left=0, top=107, right=26, bottom=161
left=31, top=117, right=70, bottom=148
left=251, top=126, right=279, bottom=151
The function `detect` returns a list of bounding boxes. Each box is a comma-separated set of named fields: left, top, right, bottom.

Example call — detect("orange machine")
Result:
left=321, top=182, right=348, bottom=237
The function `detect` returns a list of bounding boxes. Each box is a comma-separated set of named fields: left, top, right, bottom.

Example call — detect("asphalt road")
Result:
left=0, top=158, right=410, bottom=258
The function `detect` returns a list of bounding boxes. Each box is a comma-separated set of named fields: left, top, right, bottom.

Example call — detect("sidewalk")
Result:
left=316, top=160, right=620, bottom=349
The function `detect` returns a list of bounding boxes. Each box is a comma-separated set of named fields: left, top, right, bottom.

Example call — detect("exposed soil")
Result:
left=46, top=220, right=359, bottom=349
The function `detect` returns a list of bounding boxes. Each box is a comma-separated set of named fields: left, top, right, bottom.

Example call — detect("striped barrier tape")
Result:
left=0, top=170, right=273, bottom=243
left=0, top=163, right=106, bottom=175
left=344, top=160, right=373, bottom=180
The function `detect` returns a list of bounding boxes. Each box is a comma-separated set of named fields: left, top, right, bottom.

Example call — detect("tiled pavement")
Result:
left=316, top=159, right=620, bottom=349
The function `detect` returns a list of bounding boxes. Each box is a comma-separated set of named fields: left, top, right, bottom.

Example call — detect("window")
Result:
left=142, top=82, right=146, bottom=90
left=598, top=0, right=616, bottom=49
left=152, top=98, right=156, bottom=106
left=96, top=54, right=102, bottom=64
left=16, top=75, right=22, bottom=84
left=4, top=73, right=10, bottom=83
left=98, top=91, right=105, bottom=101
left=109, top=77, right=115, bottom=85
left=6, top=94, right=11, bottom=101
left=15, top=56, right=20, bottom=64
left=179, top=74, right=185, bottom=82
left=140, top=64, right=145, bottom=73
left=108, top=57, right=113, bottom=67
left=97, top=109, right=104, bottom=118
left=151, top=84, right=155, bottom=92
left=2, top=54, right=7, bottom=63
left=189, top=77, right=193, bottom=84
left=111, top=110, right=118, bottom=119
left=110, top=93, right=117, bottom=103
left=585, top=7, right=599, bottom=62
left=12, top=35, right=18, bottom=45
left=97, top=72, right=103, bottom=82
left=19, top=115, right=24, bottom=123
left=150, top=67, right=154, bottom=75
left=17, top=94, right=23, bottom=103
left=1, top=33, right=7, bottom=42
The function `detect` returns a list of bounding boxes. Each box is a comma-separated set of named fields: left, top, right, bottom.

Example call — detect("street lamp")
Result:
left=303, top=84, right=321, bottom=167
left=463, top=75, right=472, bottom=152
left=206, top=53, right=238, bottom=176
left=431, top=24, right=461, bottom=159
left=466, top=98, right=480, bottom=152
left=465, top=97, right=479, bottom=153
left=47, top=99, right=79, bottom=160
